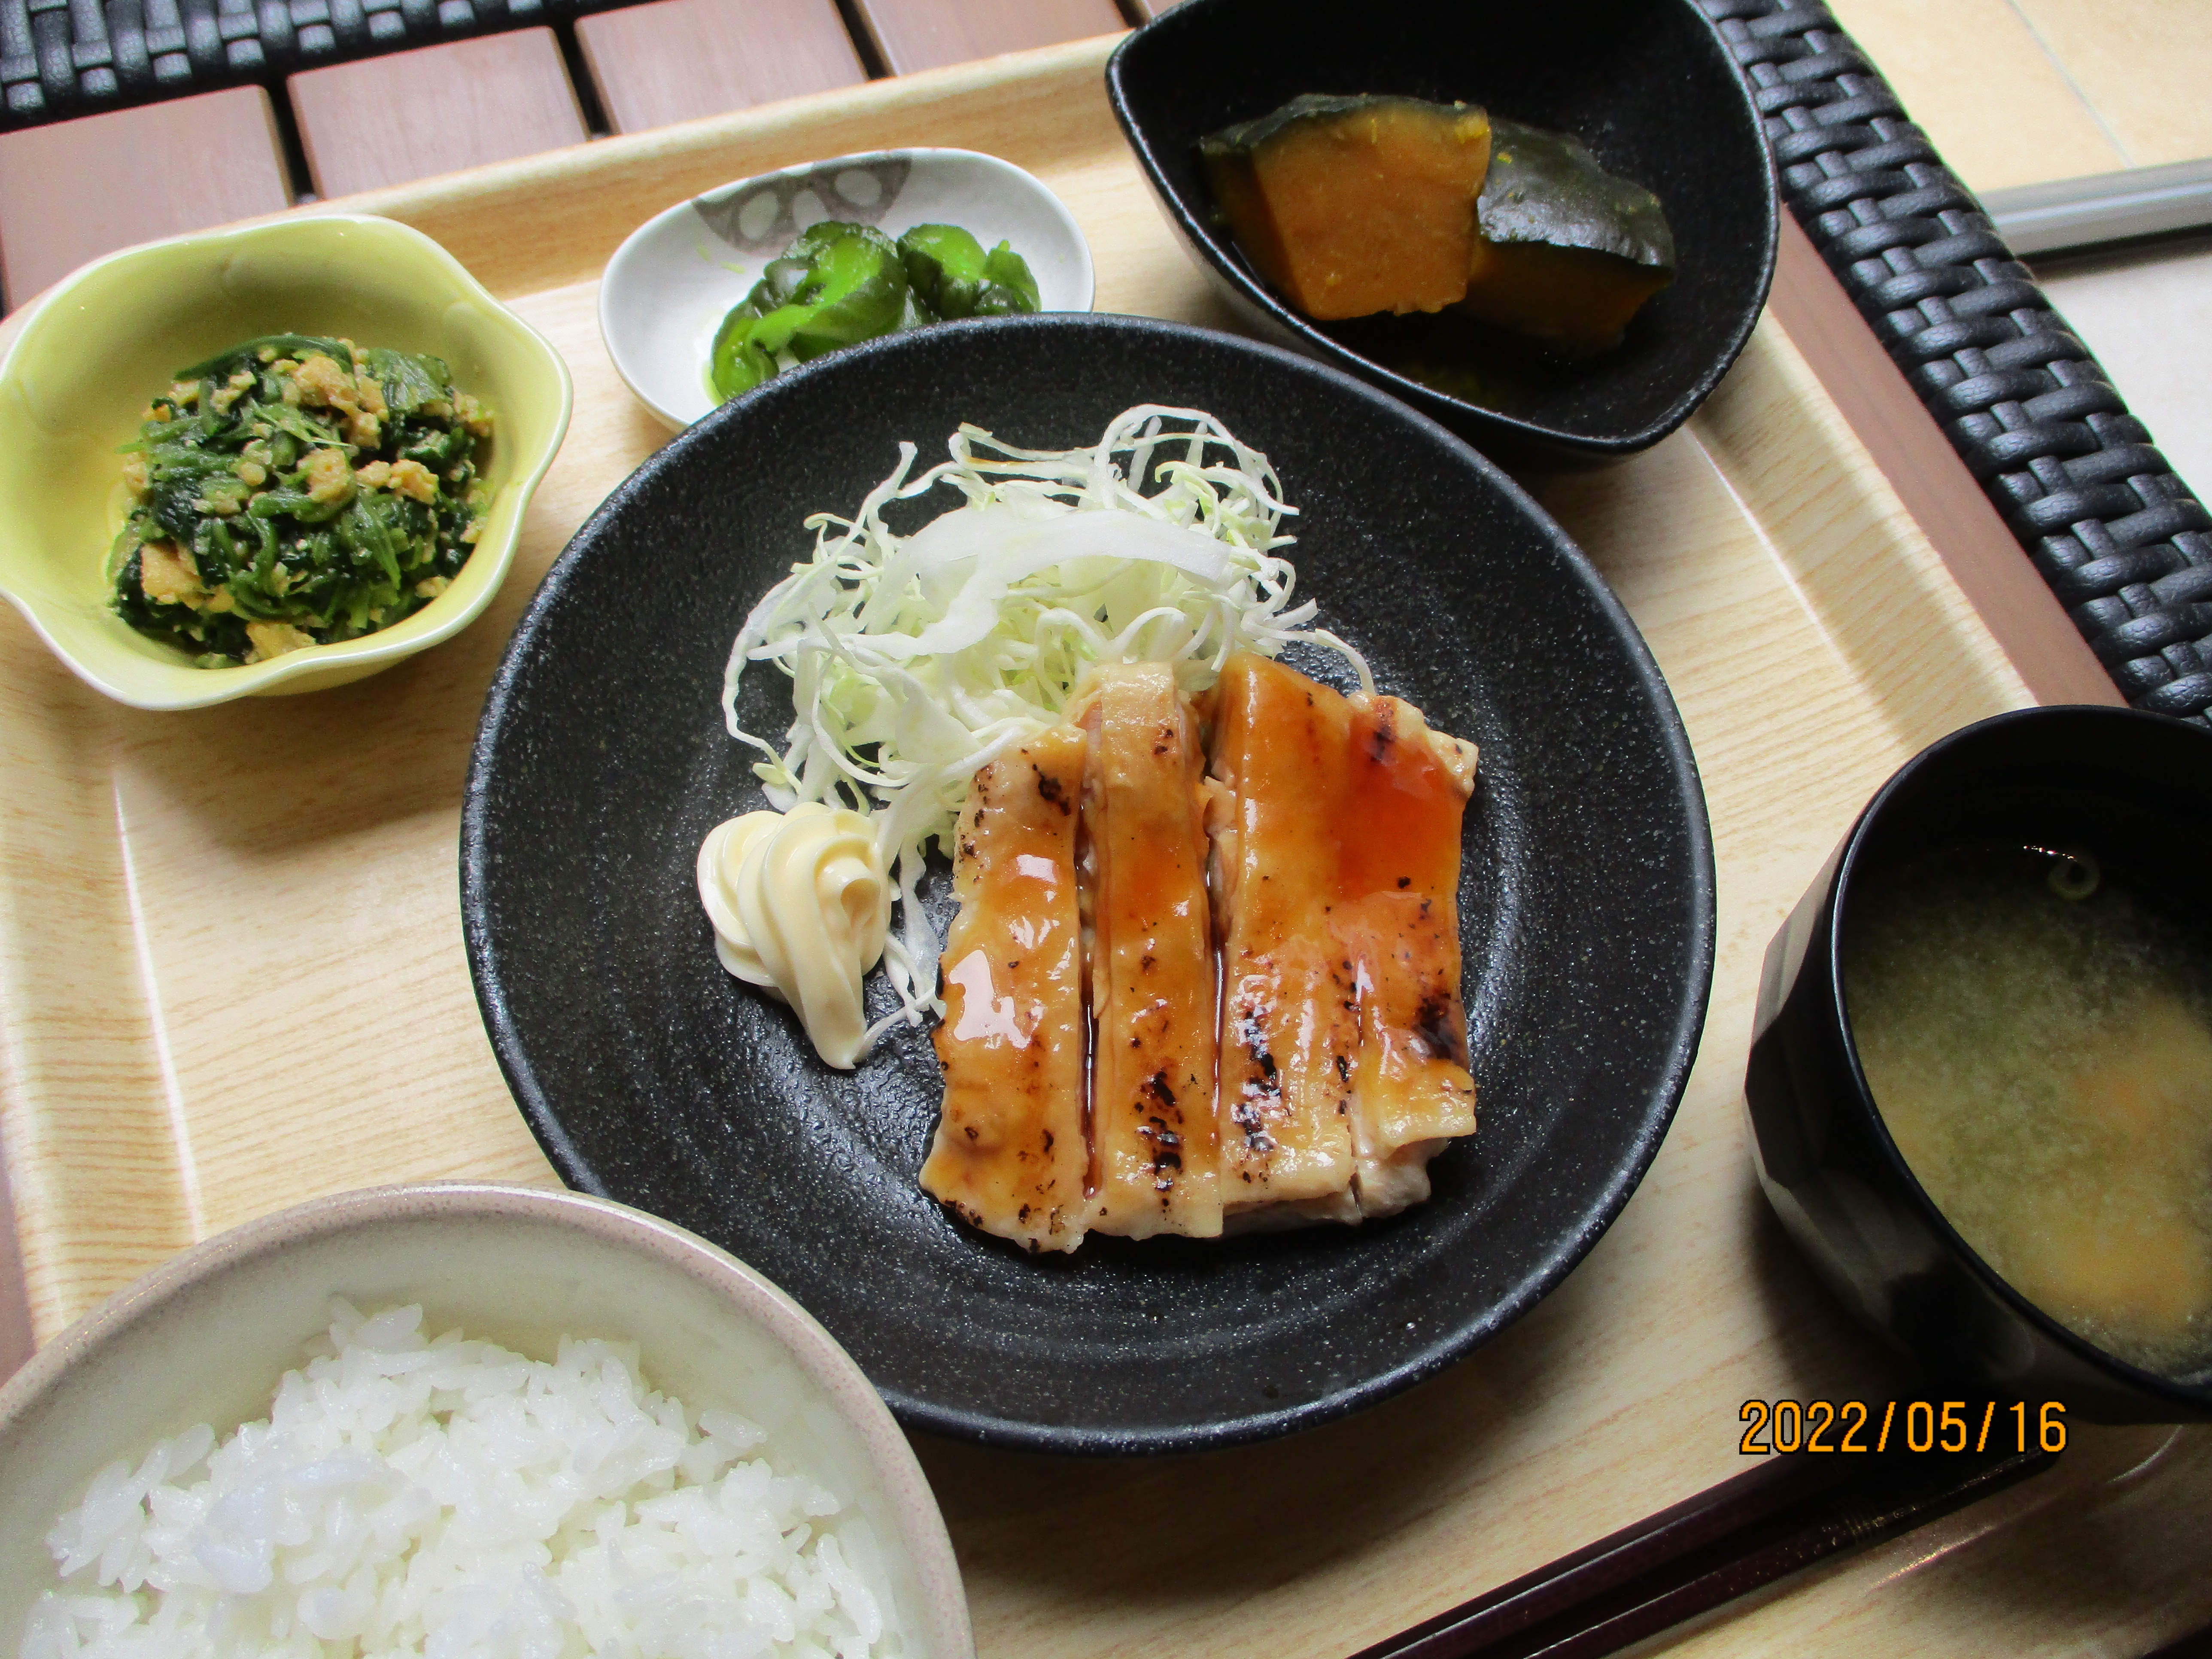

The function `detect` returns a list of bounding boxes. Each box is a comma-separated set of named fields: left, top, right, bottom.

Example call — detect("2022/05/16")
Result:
left=1739, top=1398, right=2069, bottom=1455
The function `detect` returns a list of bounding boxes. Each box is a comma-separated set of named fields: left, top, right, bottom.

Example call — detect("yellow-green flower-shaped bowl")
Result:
left=0, top=213, right=571, bottom=710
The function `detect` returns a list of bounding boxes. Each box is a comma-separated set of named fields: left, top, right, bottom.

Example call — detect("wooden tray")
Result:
left=0, top=35, right=2206, bottom=1659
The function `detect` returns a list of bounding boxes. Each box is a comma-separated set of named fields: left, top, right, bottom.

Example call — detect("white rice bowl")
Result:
left=0, top=1187, right=970, bottom=1659
left=25, top=1302, right=887, bottom=1659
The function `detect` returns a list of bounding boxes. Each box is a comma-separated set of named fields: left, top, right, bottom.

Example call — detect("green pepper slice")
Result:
left=708, top=322, right=777, bottom=401
left=896, top=224, right=1041, bottom=319
left=710, top=222, right=912, bottom=402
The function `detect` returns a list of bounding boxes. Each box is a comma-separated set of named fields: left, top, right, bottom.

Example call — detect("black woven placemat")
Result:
left=0, top=0, right=627, bottom=123
left=1702, top=0, right=2212, bottom=723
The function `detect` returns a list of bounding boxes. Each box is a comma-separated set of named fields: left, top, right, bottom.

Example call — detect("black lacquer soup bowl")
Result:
left=1748, top=704, right=2212, bottom=1423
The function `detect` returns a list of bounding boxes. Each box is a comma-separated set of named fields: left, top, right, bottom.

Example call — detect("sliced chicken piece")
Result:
left=1072, top=663, right=1223, bottom=1239
left=922, top=726, right=1091, bottom=1253
left=1207, top=653, right=1479, bottom=1224
left=1207, top=652, right=1361, bottom=1214
left=1338, top=691, right=1479, bottom=1215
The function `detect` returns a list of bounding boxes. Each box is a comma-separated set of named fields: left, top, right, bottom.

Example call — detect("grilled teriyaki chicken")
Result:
left=1070, top=663, right=1224, bottom=1239
left=1209, top=653, right=1478, bottom=1222
left=1207, top=652, right=1363, bottom=1223
left=921, top=727, right=1092, bottom=1252
left=923, top=653, right=1477, bottom=1249
left=1329, top=681, right=1480, bottom=1214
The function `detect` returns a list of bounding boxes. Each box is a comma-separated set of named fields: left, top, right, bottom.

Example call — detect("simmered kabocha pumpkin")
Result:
left=1199, top=94, right=1492, bottom=322
left=1459, top=118, right=1675, bottom=359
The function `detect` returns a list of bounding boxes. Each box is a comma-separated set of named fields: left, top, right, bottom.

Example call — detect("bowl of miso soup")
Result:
left=1746, top=705, right=2212, bottom=1422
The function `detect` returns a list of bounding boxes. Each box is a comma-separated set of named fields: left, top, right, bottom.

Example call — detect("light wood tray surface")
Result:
left=0, top=36, right=2205, bottom=1659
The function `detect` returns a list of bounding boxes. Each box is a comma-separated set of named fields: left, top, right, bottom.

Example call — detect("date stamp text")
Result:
left=1738, top=1398, right=2067, bottom=1455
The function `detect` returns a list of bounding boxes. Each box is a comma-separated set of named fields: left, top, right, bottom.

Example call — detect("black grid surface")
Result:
left=0, top=0, right=625, bottom=122
left=1704, top=0, right=2212, bottom=722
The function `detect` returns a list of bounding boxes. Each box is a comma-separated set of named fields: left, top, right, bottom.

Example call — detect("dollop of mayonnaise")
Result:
left=696, top=803, right=890, bottom=1069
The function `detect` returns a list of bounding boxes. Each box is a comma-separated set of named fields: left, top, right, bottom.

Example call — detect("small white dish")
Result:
left=600, top=147, right=1095, bottom=429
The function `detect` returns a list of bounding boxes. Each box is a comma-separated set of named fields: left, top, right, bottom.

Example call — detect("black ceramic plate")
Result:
left=1107, top=0, right=1778, bottom=466
left=462, top=314, right=1715, bottom=1454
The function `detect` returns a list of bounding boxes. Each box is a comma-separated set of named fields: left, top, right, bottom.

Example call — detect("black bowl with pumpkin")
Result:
left=1106, top=0, right=1778, bottom=466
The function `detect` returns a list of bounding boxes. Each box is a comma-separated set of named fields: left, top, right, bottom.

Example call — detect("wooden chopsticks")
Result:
left=1349, top=1445, right=2059, bottom=1659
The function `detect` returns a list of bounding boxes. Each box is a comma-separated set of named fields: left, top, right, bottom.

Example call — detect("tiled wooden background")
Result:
left=0, top=0, right=1126, bottom=309
left=1, top=0, right=2207, bottom=316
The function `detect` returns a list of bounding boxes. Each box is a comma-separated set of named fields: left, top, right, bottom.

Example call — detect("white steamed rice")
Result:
left=20, top=1302, right=893, bottom=1659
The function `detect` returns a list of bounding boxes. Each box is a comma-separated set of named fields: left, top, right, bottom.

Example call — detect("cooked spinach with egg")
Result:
left=109, top=334, right=494, bottom=666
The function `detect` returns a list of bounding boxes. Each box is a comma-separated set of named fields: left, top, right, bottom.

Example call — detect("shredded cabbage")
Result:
left=721, top=403, right=1371, bottom=1046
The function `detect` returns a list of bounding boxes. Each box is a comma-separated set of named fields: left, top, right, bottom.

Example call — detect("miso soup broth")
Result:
left=1844, top=840, right=2212, bottom=1379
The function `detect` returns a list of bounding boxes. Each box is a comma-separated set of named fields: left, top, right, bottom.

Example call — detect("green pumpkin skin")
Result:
left=1460, top=118, right=1675, bottom=359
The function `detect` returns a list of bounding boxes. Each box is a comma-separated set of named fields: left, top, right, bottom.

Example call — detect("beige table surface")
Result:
left=1826, top=0, right=2212, bottom=509
left=1828, top=0, right=2212, bottom=188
